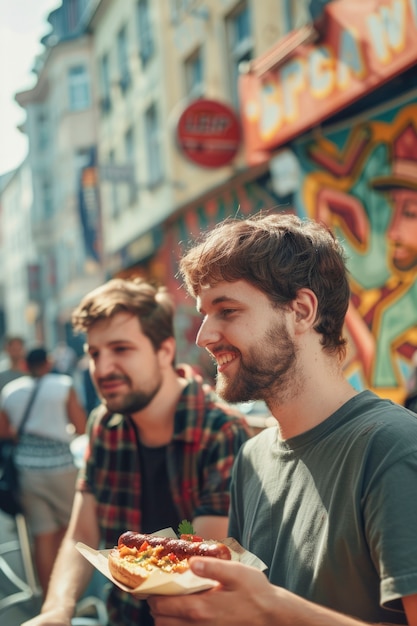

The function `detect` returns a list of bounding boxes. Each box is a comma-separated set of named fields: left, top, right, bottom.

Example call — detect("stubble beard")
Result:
left=100, top=377, right=162, bottom=415
left=215, top=320, right=298, bottom=406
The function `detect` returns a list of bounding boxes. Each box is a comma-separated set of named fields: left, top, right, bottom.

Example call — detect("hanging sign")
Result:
left=176, top=99, right=241, bottom=168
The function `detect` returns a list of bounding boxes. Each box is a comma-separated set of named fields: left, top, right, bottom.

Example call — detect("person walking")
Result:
left=0, top=347, right=86, bottom=596
left=0, top=336, right=27, bottom=392
left=22, top=278, right=251, bottom=626
left=148, top=213, right=417, bottom=626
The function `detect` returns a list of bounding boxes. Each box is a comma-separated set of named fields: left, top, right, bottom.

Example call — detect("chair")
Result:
left=0, top=513, right=107, bottom=625
left=0, top=512, right=42, bottom=614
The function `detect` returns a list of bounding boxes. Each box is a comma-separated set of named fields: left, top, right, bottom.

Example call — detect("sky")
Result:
left=0, top=0, right=61, bottom=176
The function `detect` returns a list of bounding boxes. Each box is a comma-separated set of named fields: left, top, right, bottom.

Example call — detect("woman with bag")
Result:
left=0, top=347, right=86, bottom=596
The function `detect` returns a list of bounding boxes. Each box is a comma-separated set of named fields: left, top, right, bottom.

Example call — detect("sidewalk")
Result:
left=0, top=510, right=42, bottom=624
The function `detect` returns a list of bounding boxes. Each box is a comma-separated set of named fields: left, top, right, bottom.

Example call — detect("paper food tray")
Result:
left=76, top=527, right=266, bottom=598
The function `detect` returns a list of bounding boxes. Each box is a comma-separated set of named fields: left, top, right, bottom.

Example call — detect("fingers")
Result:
left=189, top=555, right=252, bottom=587
left=149, top=559, right=269, bottom=625
left=149, top=593, right=204, bottom=624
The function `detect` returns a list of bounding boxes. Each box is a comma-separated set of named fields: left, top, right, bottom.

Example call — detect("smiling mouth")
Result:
left=99, top=378, right=127, bottom=393
left=217, top=353, right=235, bottom=366
left=210, top=349, right=240, bottom=371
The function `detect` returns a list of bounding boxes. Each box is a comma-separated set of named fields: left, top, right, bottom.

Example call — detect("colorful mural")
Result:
left=292, top=93, right=417, bottom=403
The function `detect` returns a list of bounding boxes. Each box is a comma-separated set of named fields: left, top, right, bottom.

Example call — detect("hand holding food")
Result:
left=108, top=522, right=231, bottom=589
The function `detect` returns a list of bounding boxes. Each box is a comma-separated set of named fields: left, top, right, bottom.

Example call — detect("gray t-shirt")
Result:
left=229, top=391, right=417, bottom=624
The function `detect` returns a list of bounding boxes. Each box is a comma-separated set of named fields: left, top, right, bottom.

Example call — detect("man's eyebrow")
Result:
left=197, top=295, right=241, bottom=313
left=87, top=339, right=134, bottom=350
left=212, top=296, right=241, bottom=305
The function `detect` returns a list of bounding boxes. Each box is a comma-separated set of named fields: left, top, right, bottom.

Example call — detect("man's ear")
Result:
left=158, top=337, right=176, bottom=367
left=292, top=288, right=318, bottom=330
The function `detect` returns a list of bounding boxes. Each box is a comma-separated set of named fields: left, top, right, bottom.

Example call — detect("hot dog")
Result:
left=108, top=531, right=232, bottom=589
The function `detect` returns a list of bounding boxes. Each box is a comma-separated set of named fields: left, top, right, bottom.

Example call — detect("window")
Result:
left=226, top=2, right=253, bottom=108
left=136, top=0, right=154, bottom=67
left=170, top=0, right=201, bottom=23
left=42, top=178, right=53, bottom=218
left=108, top=150, right=120, bottom=219
left=309, top=0, right=332, bottom=22
left=99, top=53, right=112, bottom=113
left=37, top=112, right=49, bottom=151
left=68, top=65, right=91, bottom=111
left=184, top=47, right=204, bottom=98
left=283, top=0, right=313, bottom=30
left=145, top=104, right=163, bottom=186
left=125, top=127, right=137, bottom=203
left=117, top=25, right=131, bottom=93
left=47, top=253, right=57, bottom=294
left=125, top=128, right=135, bottom=164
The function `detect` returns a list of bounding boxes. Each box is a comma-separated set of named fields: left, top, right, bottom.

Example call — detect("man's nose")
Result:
left=196, top=317, right=222, bottom=349
left=91, top=353, right=115, bottom=378
left=387, top=208, right=403, bottom=241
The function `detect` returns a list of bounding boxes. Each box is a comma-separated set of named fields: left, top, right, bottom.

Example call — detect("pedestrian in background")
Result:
left=0, top=347, right=86, bottom=597
left=22, top=278, right=251, bottom=626
left=0, top=335, right=27, bottom=392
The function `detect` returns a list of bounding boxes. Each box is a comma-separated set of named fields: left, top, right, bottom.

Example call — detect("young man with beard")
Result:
left=148, top=213, right=417, bottom=626
left=22, top=278, right=251, bottom=626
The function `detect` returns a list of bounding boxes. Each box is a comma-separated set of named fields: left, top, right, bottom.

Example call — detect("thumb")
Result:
left=189, top=556, right=242, bottom=588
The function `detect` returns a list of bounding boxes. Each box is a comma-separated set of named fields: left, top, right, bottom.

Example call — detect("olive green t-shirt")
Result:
left=229, top=391, right=417, bottom=624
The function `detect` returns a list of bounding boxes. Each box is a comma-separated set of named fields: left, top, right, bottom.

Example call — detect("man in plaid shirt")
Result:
left=23, top=278, right=251, bottom=626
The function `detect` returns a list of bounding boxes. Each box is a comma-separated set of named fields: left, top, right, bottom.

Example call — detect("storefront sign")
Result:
left=176, top=99, right=241, bottom=168
left=78, top=148, right=102, bottom=263
left=240, top=0, right=417, bottom=163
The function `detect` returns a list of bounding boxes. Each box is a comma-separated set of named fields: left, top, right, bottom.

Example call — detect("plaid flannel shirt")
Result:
left=77, top=364, right=251, bottom=626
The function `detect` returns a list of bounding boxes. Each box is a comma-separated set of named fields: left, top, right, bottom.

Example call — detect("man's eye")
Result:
left=220, top=309, right=236, bottom=318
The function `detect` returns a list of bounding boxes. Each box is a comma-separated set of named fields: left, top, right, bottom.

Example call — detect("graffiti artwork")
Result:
left=292, top=94, right=417, bottom=402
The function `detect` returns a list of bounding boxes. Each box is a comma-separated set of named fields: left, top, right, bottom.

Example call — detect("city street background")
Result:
left=0, top=510, right=42, bottom=624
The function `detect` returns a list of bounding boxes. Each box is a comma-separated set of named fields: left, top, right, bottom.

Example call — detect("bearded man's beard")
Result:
left=100, top=376, right=162, bottom=415
left=109, top=389, right=160, bottom=414
left=215, top=320, right=298, bottom=405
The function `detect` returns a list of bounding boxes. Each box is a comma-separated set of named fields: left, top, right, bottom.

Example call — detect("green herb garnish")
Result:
left=178, top=519, right=195, bottom=536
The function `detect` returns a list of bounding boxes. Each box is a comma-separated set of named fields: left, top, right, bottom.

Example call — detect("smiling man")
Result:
left=148, top=212, right=417, bottom=626
left=23, top=278, right=251, bottom=626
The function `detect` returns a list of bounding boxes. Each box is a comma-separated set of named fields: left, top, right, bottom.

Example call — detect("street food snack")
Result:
left=108, top=531, right=232, bottom=589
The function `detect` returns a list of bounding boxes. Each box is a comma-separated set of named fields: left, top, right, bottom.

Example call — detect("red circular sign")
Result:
left=176, top=99, right=241, bottom=168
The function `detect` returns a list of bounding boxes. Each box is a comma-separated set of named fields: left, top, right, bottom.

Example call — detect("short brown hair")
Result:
left=179, top=212, right=350, bottom=357
left=72, top=278, right=175, bottom=352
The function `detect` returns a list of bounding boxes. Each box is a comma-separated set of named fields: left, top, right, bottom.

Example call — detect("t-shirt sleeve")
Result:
left=365, top=450, right=417, bottom=610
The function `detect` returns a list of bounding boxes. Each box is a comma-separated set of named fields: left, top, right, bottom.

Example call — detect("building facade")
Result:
left=2, top=0, right=324, bottom=365
left=14, top=1, right=105, bottom=351
left=0, top=163, right=39, bottom=344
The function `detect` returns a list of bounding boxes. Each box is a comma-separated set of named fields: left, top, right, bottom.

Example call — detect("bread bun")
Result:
left=108, top=547, right=152, bottom=588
